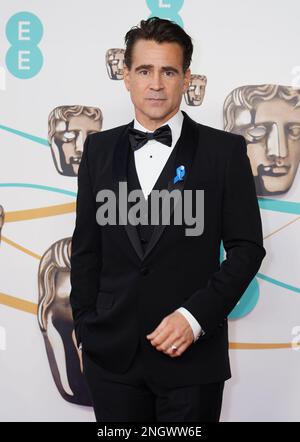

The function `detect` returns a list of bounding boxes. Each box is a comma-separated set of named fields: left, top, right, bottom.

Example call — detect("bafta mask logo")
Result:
left=105, top=48, right=125, bottom=80
left=48, top=105, right=103, bottom=177
left=184, top=74, right=207, bottom=106
left=37, top=238, right=92, bottom=405
left=0, top=205, right=4, bottom=243
left=224, top=85, right=300, bottom=196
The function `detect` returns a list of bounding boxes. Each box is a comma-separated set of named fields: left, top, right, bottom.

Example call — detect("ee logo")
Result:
left=146, top=0, right=185, bottom=28
left=6, top=11, right=43, bottom=79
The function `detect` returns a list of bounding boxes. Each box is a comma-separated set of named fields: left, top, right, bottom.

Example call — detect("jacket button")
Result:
left=140, top=266, right=149, bottom=276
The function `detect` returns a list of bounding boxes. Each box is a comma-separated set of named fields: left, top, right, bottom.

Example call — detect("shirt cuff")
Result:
left=176, top=307, right=203, bottom=342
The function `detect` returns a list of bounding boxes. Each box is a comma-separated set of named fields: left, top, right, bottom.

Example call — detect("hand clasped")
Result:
left=146, top=311, right=194, bottom=357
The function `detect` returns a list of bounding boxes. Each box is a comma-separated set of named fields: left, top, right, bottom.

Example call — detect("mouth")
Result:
left=146, top=98, right=167, bottom=101
left=146, top=98, right=167, bottom=106
left=259, top=164, right=291, bottom=177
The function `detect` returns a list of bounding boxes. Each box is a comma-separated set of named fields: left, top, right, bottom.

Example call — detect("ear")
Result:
left=183, top=68, right=191, bottom=93
left=123, top=64, right=130, bottom=91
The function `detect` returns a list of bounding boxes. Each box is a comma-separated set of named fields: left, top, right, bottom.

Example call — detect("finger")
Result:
left=168, top=342, right=188, bottom=358
left=156, top=332, right=183, bottom=352
left=150, top=327, right=171, bottom=347
left=146, top=325, right=162, bottom=340
left=146, top=318, right=168, bottom=340
left=165, top=332, right=193, bottom=356
left=157, top=334, right=184, bottom=354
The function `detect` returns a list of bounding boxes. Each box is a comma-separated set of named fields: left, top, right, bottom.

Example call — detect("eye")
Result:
left=165, top=71, right=175, bottom=77
left=288, top=124, right=300, bottom=140
left=247, top=125, right=267, bottom=141
left=139, top=70, right=149, bottom=75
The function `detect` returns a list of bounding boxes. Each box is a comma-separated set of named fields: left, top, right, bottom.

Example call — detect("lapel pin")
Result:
left=173, top=165, right=185, bottom=184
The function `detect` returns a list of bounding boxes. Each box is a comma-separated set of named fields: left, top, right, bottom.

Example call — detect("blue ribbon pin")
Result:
left=173, top=165, right=185, bottom=184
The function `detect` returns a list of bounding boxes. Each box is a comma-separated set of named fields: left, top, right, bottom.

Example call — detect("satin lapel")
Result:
left=142, top=111, right=199, bottom=261
left=112, top=120, right=144, bottom=261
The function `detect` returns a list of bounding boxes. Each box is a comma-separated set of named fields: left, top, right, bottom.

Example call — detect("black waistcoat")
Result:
left=127, top=142, right=179, bottom=254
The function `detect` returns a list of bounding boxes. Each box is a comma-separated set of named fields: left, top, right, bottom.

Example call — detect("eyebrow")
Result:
left=134, top=64, right=180, bottom=74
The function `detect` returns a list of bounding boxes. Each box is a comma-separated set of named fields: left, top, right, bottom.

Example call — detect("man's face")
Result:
left=233, top=98, right=300, bottom=195
left=53, top=114, right=100, bottom=176
left=123, top=39, right=190, bottom=129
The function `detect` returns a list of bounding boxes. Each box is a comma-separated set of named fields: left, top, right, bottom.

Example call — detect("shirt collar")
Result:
left=133, top=109, right=184, bottom=147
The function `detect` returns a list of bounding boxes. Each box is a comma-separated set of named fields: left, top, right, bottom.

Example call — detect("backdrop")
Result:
left=0, top=0, right=299, bottom=422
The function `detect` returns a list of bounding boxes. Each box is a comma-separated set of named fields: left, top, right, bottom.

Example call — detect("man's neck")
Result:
left=134, top=108, right=180, bottom=131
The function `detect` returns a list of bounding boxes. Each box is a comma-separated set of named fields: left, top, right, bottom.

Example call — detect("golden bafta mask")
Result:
left=0, top=205, right=4, bottom=243
left=105, top=48, right=125, bottom=80
left=184, top=74, right=207, bottom=106
left=37, top=238, right=92, bottom=406
left=48, top=105, right=103, bottom=177
left=224, top=84, right=300, bottom=196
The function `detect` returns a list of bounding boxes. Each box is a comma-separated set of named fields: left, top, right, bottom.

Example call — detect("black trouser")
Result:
left=82, top=343, right=224, bottom=422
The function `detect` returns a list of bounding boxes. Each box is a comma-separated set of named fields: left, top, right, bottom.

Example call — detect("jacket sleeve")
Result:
left=69, top=134, right=102, bottom=346
left=181, top=134, right=266, bottom=338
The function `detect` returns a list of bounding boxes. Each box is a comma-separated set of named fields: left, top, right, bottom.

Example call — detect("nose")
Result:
left=150, top=71, right=164, bottom=91
left=266, top=123, right=288, bottom=159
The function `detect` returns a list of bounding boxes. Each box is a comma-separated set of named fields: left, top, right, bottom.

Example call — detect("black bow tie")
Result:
left=128, top=124, right=172, bottom=152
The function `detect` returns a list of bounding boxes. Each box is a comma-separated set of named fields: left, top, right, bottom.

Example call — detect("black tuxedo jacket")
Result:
left=70, top=110, right=266, bottom=387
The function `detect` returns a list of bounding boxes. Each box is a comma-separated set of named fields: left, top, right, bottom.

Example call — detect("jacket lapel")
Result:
left=112, top=119, right=144, bottom=261
left=112, top=110, right=199, bottom=262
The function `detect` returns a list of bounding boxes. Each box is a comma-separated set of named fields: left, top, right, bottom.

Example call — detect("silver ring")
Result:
left=170, top=344, right=177, bottom=352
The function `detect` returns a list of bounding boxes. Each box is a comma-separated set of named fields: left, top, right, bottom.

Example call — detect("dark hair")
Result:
left=124, top=16, right=193, bottom=73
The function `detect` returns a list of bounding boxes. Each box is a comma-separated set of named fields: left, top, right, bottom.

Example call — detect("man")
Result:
left=70, top=17, right=266, bottom=422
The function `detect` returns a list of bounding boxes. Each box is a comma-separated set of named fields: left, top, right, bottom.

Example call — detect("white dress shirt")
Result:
left=133, top=109, right=202, bottom=342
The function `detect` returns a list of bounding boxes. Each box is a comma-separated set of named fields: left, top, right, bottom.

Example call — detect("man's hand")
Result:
left=146, top=311, right=194, bottom=357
